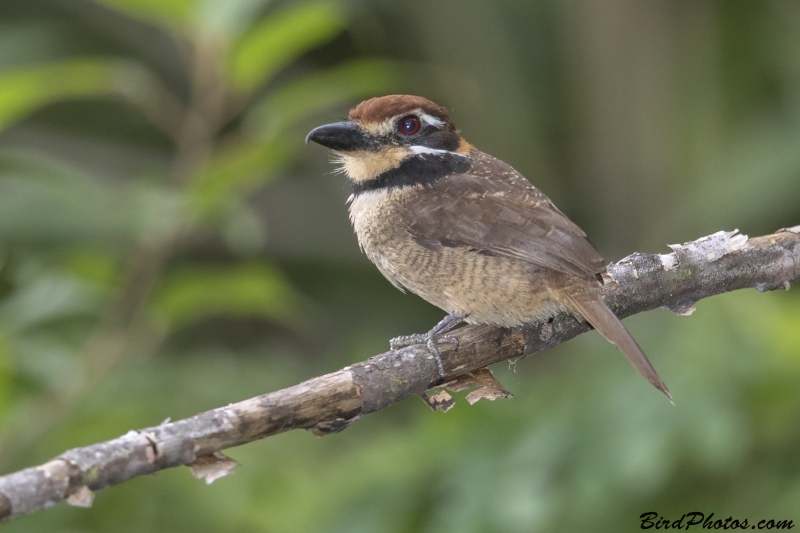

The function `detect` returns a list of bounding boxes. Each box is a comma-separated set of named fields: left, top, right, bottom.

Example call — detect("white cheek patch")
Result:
left=409, top=145, right=467, bottom=157
left=418, top=112, right=445, bottom=128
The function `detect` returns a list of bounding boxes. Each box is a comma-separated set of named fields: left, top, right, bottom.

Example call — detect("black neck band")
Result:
left=350, top=152, right=471, bottom=195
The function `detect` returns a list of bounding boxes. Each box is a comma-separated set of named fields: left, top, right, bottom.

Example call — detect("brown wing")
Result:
left=406, top=152, right=606, bottom=278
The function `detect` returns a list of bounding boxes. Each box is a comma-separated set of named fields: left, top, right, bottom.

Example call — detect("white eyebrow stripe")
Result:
left=418, top=112, right=445, bottom=127
left=409, top=145, right=467, bottom=157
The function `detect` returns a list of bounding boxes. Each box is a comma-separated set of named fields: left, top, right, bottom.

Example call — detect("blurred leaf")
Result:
left=219, top=201, right=268, bottom=256
left=191, top=137, right=292, bottom=217
left=0, top=333, right=11, bottom=415
left=0, top=22, right=77, bottom=70
left=190, top=58, right=401, bottom=219
left=767, top=298, right=800, bottom=364
left=153, top=263, right=298, bottom=328
left=94, top=0, right=273, bottom=36
left=62, top=250, right=121, bottom=288
left=130, top=184, right=191, bottom=247
left=0, top=59, right=145, bottom=131
left=195, top=0, right=272, bottom=40
left=248, top=59, right=404, bottom=139
left=228, top=1, right=346, bottom=93
left=92, top=0, right=196, bottom=29
left=676, top=119, right=800, bottom=234
left=0, top=272, right=104, bottom=333
left=13, top=335, right=84, bottom=392
left=0, top=157, right=134, bottom=246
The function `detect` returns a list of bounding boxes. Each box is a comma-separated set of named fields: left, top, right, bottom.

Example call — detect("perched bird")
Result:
left=306, top=95, right=670, bottom=400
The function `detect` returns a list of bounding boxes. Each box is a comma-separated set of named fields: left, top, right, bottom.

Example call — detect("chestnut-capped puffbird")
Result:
left=306, top=95, right=670, bottom=400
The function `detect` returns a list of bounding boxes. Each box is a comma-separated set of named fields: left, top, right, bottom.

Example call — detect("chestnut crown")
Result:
left=348, top=95, right=456, bottom=131
left=306, top=95, right=460, bottom=153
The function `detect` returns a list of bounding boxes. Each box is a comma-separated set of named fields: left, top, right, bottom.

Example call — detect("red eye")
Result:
left=397, top=115, right=421, bottom=135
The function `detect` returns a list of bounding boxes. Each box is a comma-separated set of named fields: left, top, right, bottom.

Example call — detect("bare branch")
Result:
left=1, top=227, right=798, bottom=523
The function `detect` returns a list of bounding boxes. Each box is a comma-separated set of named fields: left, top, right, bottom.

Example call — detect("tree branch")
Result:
left=1, top=227, right=799, bottom=522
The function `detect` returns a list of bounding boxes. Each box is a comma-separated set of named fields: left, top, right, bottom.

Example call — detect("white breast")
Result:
left=348, top=190, right=385, bottom=248
left=347, top=189, right=407, bottom=291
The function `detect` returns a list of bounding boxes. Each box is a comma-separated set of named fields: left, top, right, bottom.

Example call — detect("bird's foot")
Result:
left=390, top=333, right=459, bottom=380
left=389, top=311, right=468, bottom=383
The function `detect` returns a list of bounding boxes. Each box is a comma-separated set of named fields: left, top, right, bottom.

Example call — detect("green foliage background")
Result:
left=0, top=0, right=798, bottom=531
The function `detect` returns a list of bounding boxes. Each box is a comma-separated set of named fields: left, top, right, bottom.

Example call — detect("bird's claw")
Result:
left=424, top=336, right=446, bottom=381
left=389, top=312, right=468, bottom=383
left=389, top=333, right=426, bottom=351
left=391, top=331, right=451, bottom=379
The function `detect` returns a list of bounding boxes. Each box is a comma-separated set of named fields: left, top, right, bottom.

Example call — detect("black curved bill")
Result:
left=305, top=121, right=375, bottom=151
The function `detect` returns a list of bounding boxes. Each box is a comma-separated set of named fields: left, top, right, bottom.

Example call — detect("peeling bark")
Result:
left=0, top=227, right=798, bottom=523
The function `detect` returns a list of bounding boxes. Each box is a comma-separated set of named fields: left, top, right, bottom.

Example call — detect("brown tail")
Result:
left=566, top=291, right=672, bottom=403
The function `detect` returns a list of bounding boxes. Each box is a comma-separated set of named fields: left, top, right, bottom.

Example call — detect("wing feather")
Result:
left=406, top=152, right=606, bottom=277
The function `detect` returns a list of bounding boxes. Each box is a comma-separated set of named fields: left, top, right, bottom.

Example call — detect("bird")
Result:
left=306, top=94, right=671, bottom=401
